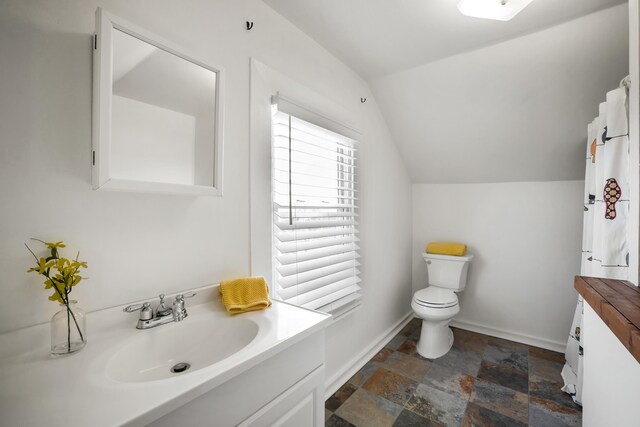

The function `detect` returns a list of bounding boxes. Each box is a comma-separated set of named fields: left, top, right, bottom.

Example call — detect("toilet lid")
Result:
left=414, top=287, right=458, bottom=308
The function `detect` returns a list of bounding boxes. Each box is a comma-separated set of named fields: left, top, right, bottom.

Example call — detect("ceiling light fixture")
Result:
left=457, top=0, right=535, bottom=21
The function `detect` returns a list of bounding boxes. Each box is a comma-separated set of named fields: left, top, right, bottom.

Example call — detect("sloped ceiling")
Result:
left=262, top=0, right=625, bottom=79
left=263, top=0, right=629, bottom=183
left=372, top=5, right=628, bottom=183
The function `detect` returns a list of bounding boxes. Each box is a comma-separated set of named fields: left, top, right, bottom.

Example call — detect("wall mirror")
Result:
left=92, top=8, right=224, bottom=195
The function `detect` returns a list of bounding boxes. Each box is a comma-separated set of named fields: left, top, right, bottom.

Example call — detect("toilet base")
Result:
left=416, top=320, right=454, bottom=359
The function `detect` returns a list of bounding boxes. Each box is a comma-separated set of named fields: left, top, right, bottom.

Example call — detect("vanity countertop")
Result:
left=0, top=287, right=331, bottom=427
left=575, top=275, right=640, bottom=363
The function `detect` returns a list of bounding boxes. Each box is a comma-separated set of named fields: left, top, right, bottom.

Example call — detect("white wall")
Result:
left=371, top=5, right=629, bottom=185
left=582, top=303, right=640, bottom=426
left=0, top=0, right=413, bottom=394
left=413, top=181, right=583, bottom=350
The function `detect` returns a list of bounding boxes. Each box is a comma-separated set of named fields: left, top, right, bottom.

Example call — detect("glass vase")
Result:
left=51, top=300, right=86, bottom=356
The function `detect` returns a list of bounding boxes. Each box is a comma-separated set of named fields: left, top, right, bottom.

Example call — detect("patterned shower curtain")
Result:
left=561, top=81, right=630, bottom=405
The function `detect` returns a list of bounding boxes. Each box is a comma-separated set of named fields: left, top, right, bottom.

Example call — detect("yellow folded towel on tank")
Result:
left=426, top=242, right=468, bottom=256
left=219, top=277, right=272, bottom=314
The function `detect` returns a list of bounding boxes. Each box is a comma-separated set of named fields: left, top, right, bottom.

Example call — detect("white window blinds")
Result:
left=271, top=99, right=361, bottom=316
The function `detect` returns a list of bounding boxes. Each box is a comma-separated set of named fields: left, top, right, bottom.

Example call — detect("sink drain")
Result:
left=170, top=362, right=191, bottom=373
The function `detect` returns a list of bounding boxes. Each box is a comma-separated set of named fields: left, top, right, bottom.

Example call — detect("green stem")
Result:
left=46, top=279, right=85, bottom=343
left=67, top=301, right=85, bottom=343
left=66, top=302, right=71, bottom=352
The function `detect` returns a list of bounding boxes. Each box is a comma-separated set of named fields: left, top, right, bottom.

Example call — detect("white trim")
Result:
left=92, top=7, right=225, bottom=196
left=272, top=92, right=362, bottom=140
left=324, top=311, right=414, bottom=399
left=450, top=319, right=567, bottom=353
left=329, top=302, right=361, bottom=322
left=96, top=179, right=222, bottom=196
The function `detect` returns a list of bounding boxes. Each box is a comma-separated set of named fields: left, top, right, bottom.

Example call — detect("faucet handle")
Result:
left=123, top=301, right=150, bottom=312
left=124, top=302, right=153, bottom=320
left=175, top=291, right=197, bottom=301
left=172, top=292, right=196, bottom=322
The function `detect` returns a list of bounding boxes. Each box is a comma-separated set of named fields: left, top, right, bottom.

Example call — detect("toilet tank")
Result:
left=423, top=253, right=474, bottom=291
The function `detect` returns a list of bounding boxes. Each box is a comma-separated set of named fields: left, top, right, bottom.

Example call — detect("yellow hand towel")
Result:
left=426, top=242, right=468, bottom=256
left=219, top=277, right=272, bottom=314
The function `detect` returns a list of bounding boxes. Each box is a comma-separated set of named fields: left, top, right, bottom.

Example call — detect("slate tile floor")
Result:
left=325, top=318, right=582, bottom=427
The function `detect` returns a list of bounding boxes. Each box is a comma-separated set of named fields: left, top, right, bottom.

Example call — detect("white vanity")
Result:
left=0, top=285, right=331, bottom=426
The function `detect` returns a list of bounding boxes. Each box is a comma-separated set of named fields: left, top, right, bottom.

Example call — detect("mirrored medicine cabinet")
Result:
left=92, top=8, right=224, bottom=196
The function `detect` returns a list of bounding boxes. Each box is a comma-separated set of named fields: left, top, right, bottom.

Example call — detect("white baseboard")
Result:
left=450, top=319, right=567, bottom=353
left=324, top=311, right=414, bottom=400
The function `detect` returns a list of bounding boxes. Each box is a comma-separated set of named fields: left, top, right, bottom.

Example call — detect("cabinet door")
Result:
left=239, top=366, right=324, bottom=427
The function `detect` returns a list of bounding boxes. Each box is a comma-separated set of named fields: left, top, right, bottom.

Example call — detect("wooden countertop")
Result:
left=575, top=276, right=640, bottom=364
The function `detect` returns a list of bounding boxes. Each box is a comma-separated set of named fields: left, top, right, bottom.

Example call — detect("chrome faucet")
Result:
left=124, top=292, right=196, bottom=329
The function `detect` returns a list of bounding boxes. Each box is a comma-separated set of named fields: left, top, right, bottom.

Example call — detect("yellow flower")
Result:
left=45, top=241, right=66, bottom=249
left=58, top=258, right=68, bottom=267
left=25, top=239, right=88, bottom=305
left=48, top=292, right=64, bottom=303
left=71, top=261, right=88, bottom=269
left=27, top=257, right=54, bottom=274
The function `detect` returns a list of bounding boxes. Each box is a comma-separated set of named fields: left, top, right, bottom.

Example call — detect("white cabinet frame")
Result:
left=92, top=8, right=225, bottom=196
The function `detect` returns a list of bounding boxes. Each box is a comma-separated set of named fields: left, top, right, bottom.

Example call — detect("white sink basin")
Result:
left=106, top=316, right=259, bottom=383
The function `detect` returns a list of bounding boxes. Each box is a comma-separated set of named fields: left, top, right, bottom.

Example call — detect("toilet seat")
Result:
left=413, top=287, right=458, bottom=309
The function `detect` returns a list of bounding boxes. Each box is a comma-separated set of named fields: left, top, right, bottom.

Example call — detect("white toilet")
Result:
left=411, top=252, right=473, bottom=359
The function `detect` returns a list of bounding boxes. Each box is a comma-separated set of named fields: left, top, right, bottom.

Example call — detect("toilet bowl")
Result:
left=412, top=253, right=473, bottom=359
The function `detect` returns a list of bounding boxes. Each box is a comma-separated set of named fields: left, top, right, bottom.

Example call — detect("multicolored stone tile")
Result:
left=335, top=388, right=403, bottom=427
left=529, top=375, right=578, bottom=411
left=421, top=363, right=475, bottom=400
left=382, top=350, right=431, bottom=382
left=405, top=383, right=468, bottom=426
left=326, top=382, right=359, bottom=412
left=399, top=323, right=416, bottom=337
left=396, top=339, right=418, bottom=357
left=451, top=328, right=488, bottom=354
left=362, top=368, right=418, bottom=406
left=385, top=334, right=408, bottom=350
left=477, top=360, right=528, bottom=394
left=348, top=361, right=381, bottom=388
left=408, top=317, right=422, bottom=329
left=529, top=396, right=582, bottom=427
left=392, top=408, right=441, bottom=427
left=469, top=379, right=528, bottom=423
left=487, top=335, right=529, bottom=352
left=433, top=346, right=483, bottom=376
left=528, top=355, right=564, bottom=383
left=372, top=347, right=394, bottom=363
left=409, top=326, right=421, bottom=341
left=483, top=344, right=528, bottom=371
left=462, top=402, right=527, bottom=427
left=325, top=414, right=356, bottom=427
left=529, top=346, right=565, bottom=364
left=326, top=328, right=581, bottom=427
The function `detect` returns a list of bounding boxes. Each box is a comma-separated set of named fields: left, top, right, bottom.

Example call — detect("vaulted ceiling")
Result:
left=263, top=0, right=626, bottom=78
left=263, top=0, right=629, bottom=183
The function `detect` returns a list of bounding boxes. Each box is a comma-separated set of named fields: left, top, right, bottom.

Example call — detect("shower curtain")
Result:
left=561, top=80, right=630, bottom=405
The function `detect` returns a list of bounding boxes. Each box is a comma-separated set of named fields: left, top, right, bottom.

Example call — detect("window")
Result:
left=271, top=97, right=361, bottom=317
